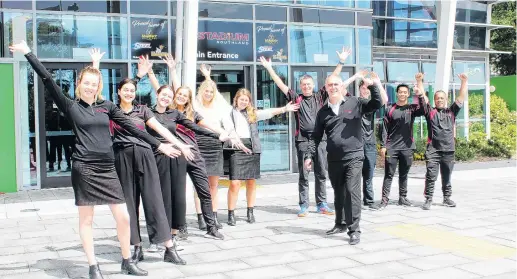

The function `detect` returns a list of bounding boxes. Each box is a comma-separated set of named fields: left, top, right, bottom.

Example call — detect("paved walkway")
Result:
left=0, top=164, right=515, bottom=279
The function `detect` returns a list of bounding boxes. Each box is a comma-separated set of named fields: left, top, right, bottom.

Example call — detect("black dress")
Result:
left=25, top=52, right=161, bottom=206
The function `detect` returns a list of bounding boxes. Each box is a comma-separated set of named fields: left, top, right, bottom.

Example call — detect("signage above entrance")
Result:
left=256, top=23, right=288, bottom=63
left=197, top=20, right=253, bottom=62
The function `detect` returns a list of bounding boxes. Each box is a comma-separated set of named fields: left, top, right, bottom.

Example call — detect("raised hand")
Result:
left=415, top=72, right=424, bottom=82
left=285, top=101, right=300, bottom=112
left=362, top=78, right=374, bottom=87
left=336, top=46, right=352, bottom=63
left=413, top=85, right=423, bottom=96
left=370, top=72, right=381, bottom=84
left=162, top=53, right=177, bottom=70
left=356, top=69, right=368, bottom=79
left=9, top=40, right=31, bottom=55
left=200, top=64, right=211, bottom=78
left=89, top=48, right=105, bottom=63
left=259, top=56, right=272, bottom=70
left=458, top=73, right=468, bottom=82
left=137, top=55, right=153, bottom=78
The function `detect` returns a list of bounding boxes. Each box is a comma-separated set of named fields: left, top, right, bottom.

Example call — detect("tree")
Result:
left=490, top=2, right=516, bottom=76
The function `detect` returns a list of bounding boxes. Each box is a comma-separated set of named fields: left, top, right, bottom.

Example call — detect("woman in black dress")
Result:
left=11, top=41, right=179, bottom=279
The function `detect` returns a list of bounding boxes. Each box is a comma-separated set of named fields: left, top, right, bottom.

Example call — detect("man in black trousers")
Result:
left=304, top=73, right=382, bottom=245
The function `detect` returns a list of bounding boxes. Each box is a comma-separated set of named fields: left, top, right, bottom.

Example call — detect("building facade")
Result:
left=0, top=0, right=510, bottom=192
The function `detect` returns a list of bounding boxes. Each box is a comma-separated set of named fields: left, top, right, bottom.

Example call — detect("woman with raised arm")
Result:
left=226, top=89, right=299, bottom=225
left=10, top=41, right=181, bottom=279
left=90, top=51, right=191, bottom=266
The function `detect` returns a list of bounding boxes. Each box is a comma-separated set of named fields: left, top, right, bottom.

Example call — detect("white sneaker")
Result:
left=147, top=243, right=159, bottom=253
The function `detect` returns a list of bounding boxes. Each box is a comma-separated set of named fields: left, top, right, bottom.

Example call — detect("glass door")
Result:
left=37, top=63, right=127, bottom=188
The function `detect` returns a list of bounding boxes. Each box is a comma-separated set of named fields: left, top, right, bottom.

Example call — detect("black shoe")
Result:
left=205, top=227, right=224, bottom=240
left=373, top=199, right=388, bottom=210
left=48, top=164, right=55, bottom=172
left=89, top=264, right=104, bottom=279
left=247, top=207, right=255, bottom=223
left=131, top=245, right=144, bottom=263
left=213, top=212, right=223, bottom=229
left=326, top=225, right=346, bottom=235
left=443, top=198, right=456, bottom=207
left=349, top=233, right=360, bottom=245
left=57, top=163, right=62, bottom=171
left=197, top=214, right=207, bottom=230
left=121, top=258, right=148, bottom=276
left=66, top=166, right=71, bottom=172
left=422, top=199, right=432, bottom=210
left=227, top=210, right=236, bottom=226
left=398, top=197, right=413, bottom=207
left=178, top=226, right=188, bottom=240
left=164, top=244, right=186, bottom=265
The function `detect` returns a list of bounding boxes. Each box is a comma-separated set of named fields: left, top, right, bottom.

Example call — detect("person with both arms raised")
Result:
left=304, top=73, right=382, bottom=245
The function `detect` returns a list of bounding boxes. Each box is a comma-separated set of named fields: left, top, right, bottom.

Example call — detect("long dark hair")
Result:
left=117, top=78, right=138, bottom=105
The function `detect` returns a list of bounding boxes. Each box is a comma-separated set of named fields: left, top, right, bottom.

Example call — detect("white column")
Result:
left=175, top=0, right=184, bottom=80
left=434, top=0, right=457, bottom=92
left=182, top=0, right=199, bottom=93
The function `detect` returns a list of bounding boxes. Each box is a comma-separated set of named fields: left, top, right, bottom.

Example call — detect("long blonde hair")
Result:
left=233, top=88, right=257, bottom=123
left=171, top=86, right=195, bottom=121
left=75, top=66, right=104, bottom=102
left=196, top=79, right=218, bottom=107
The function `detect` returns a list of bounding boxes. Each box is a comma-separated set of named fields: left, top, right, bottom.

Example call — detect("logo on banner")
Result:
left=265, top=34, right=278, bottom=45
left=198, top=32, right=250, bottom=45
left=272, top=49, right=287, bottom=62
left=257, top=25, right=286, bottom=35
left=257, top=46, right=273, bottom=53
left=151, top=45, right=167, bottom=57
left=133, top=42, right=152, bottom=50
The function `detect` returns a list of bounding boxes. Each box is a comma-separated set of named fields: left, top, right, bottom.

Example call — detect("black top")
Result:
left=420, top=97, right=463, bottom=152
left=25, top=52, right=161, bottom=163
left=111, top=105, right=155, bottom=150
left=176, top=111, right=205, bottom=146
left=286, top=87, right=328, bottom=142
left=147, top=108, right=219, bottom=146
left=360, top=101, right=379, bottom=145
left=306, top=85, right=382, bottom=162
left=380, top=100, right=425, bottom=150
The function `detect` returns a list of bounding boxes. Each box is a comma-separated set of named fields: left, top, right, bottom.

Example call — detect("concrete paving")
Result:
left=0, top=162, right=515, bottom=279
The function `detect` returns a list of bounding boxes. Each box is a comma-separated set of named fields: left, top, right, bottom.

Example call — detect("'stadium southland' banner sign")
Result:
left=255, top=23, right=288, bottom=63
left=197, top=21, right=253, bottom=61
left=131, top=18, right=169, bottom=60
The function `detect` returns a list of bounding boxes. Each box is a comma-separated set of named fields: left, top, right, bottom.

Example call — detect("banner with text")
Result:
left=130, top=18, right=169, bottom=60
left=256, top=23, right=288, bottom=63
left=197, top=21, right=253, bottom=62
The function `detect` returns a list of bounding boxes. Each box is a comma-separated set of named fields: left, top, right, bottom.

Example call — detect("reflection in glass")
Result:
left=290, top=26, right=355, bottom=64
left=456, top=1, right=487, bottom=23
left=36, top=1, right=127, bottom=13
left=358, top=29, right=372, bottom=66
left=386, top=20, right=437, bottom=48
left=130, top=0, right=167, bottom=16
left=3, top=13, right=33, bottom=58
left=373, top=61, right=384, bottom=81
left=357, top=0, right=371, bottom=9
left=387, top=61, right=419, bottom=82
left=130, top=63, right=168, bottom=107
left=1, top=0, right=32, bottom=9
left=422, top=62, right=436, bottom=83
left=255, top=5, right=287, bottom=21
left=373, top=19, right=385, bottom=46
left=199, top=2, right=253, bottom=19
left=373, top=0, right=386, bottom=16
left=257, top=66, right=289, bottom=172
left=290, top=8, right=355, bottom=25
left=387, top=0, right=436, bottom=20
left=452, top=62, right=485, bottom=84
left=36, top=15, right=128, bottom=59
left=453, top=26, right=486, bottom=50
left=20, top=62, right=37, bottom=187
left=295, top=0, right=353, bottom=7
left=100, top=68, right=124, bottom=103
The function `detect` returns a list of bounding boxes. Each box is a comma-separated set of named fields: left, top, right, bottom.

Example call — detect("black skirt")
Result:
left=197, top=134, right=223, bottom=176
left=229, top=138, right=261, bottom=180
left=71, top=160, right=126, bottom=206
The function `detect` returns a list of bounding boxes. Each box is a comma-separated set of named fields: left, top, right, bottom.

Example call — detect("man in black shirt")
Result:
left=375, top=76, right=425, bottom=210
left=420, top=73, right=468, bottom=210
left=304, top=74, right=382, bottom=245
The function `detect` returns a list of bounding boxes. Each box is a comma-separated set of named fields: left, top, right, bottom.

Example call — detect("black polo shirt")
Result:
left=380, top=100, right=425, bottom=150
left=286, top=87, right=328, bottom=142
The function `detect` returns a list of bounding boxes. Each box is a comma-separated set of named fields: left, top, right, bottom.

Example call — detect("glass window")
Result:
left=130, top=18, right=170, bottom=60
left=1, top=1, right=32, bottom=9
left=256, top=65, right=289, bottom=172
left=36, top=15, right=128, bottom=59
left=295, top=0, right=353, bottom=7
left=452, top=62, right=485, bottom=84
left=373, top=61, right=384, bottom=80
left=386, top=20, right=437, bottom=48
left=387, top=61, right=418, bottom=82
left=357, top=12, right=372, bottom=27
left=373, top=19, right=385, bottom=46
left=422, top=62, right=436, bottom=83
left=130, top=63, right=169, bottom=107
left=453, top=26, right=486, bottom=50
left=290, top=26, right=355, bottom=64
left=130, top=0, right=167, bottom=16
left=373, top=0, right=386, bottom=16
left=290, top=8, right=355, bottom=25
left=358, top=29, right=372, bottom=66
left=36, top=1, right=127, bottom=13
left=456, top=1, right=486, bottom=23
left=256, top=5, right=287, bottom=21
left=387, top=0, right=436, bottom=20
left=170, top=0, right=177, bottom=17
left=3, top=13, right=33, bottom=58
left=199, top=2, right=253, bottom=19
left=20, top=61, right=37, bottom=187
left=357, top=0, right=371, bottom=9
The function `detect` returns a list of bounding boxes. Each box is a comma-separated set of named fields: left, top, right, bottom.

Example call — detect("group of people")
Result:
left=10, top=39, right=467, bottom=278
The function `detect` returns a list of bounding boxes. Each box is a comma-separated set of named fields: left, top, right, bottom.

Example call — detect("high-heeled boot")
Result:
left=89, top=264, right=104, bottom=279
left=197, top=213, right=207, bottom=230
left=132, top=245, right=144, bottom=263
left=121, top=258, right=148, bottom=276
left=164, top=242, right=187, bottom=265
left=227, top=210, right=236, bottom=226
left=213, top=211, right=223, bottom=229
left=247, top=207, right=256, bottom=223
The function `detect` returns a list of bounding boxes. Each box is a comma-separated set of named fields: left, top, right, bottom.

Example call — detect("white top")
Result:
left=193, top=93, right=233, bottom=131
left=328, top=98, right=344, bottom=115
left=231, top=109, right=274, bottom=138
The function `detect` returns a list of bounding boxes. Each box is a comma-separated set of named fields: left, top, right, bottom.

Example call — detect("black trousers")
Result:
left=155, top=153, right=187, bottom=230
left=115, top=145, right=172, bottom=245
left=424, top=149, right=455, bottom=200
left=328, top=157, right=363, bottom=235
left=296, top=141, right=327, bottom=208
left=187, top=151, right=216, bottom=231
left=48, top=136, right=63, bottom=165
left=381, top=149, right=414, bottom=200
left=362, top=143, right=377, bottom=205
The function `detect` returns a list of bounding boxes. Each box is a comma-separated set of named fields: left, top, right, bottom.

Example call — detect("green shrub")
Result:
left=413, top=138, right=427, bottom=161
left=455, top=137, right=476, bottom=161
left=469, top=94, right=485, bottom=118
